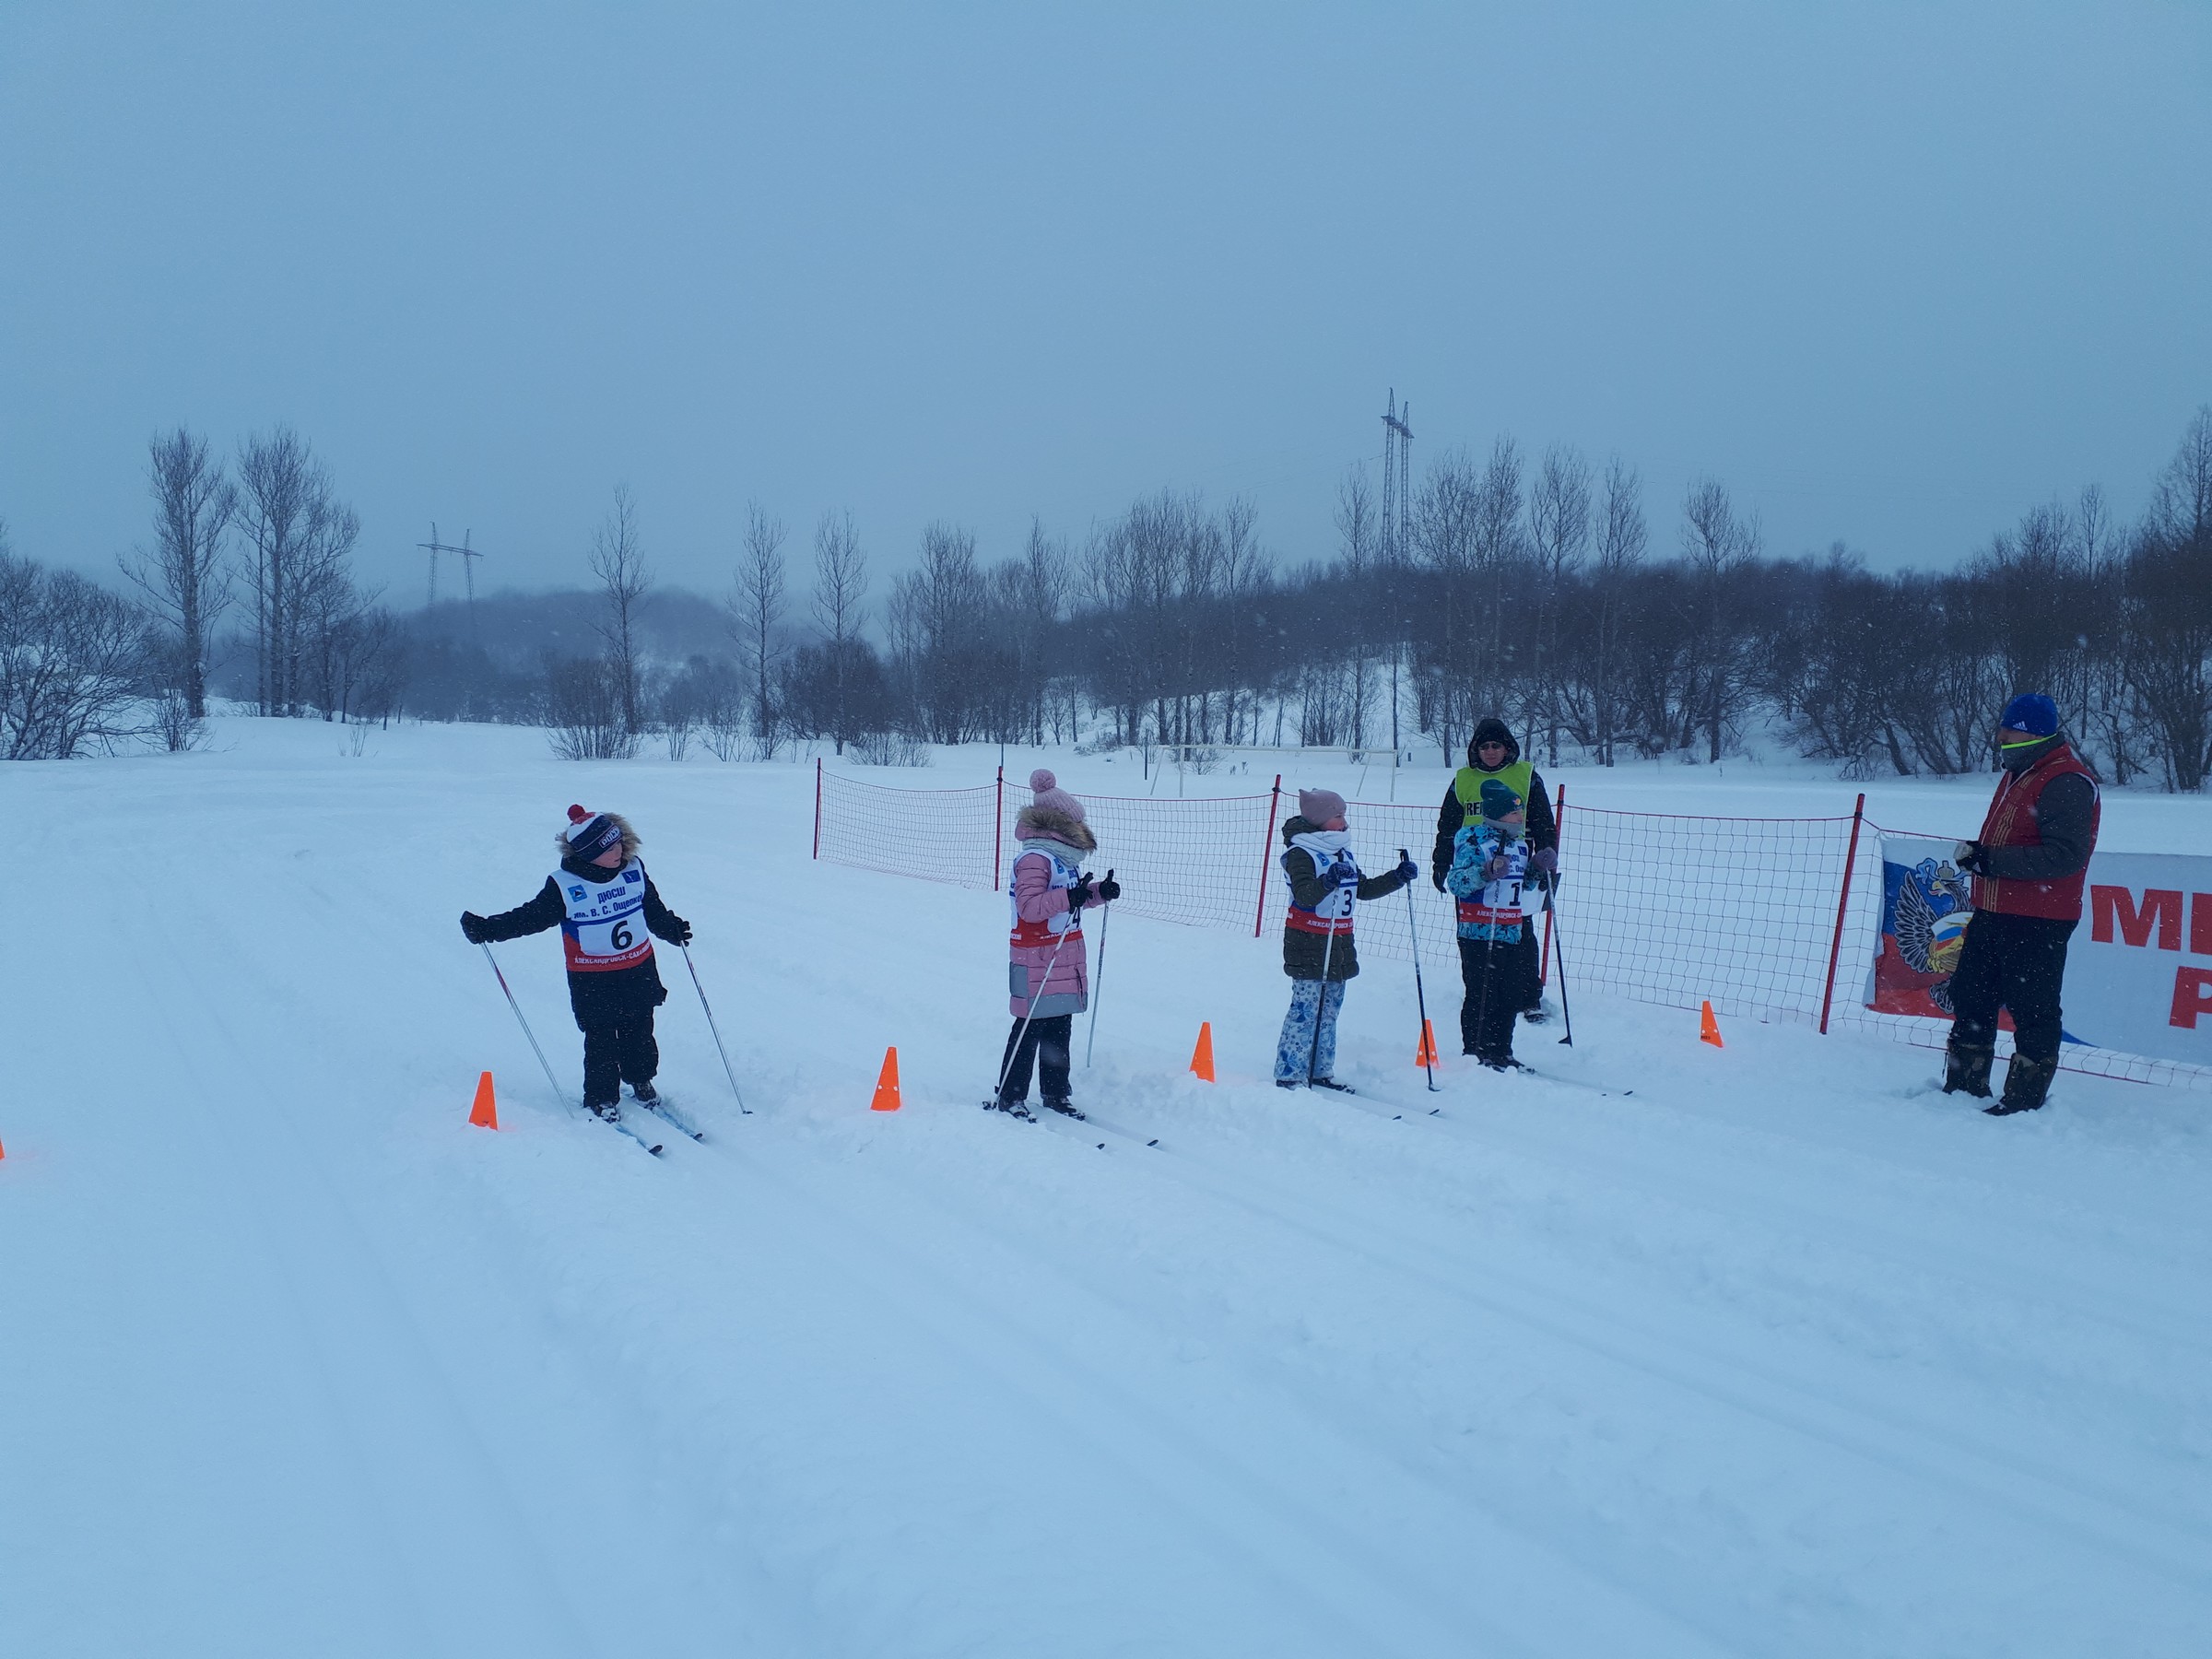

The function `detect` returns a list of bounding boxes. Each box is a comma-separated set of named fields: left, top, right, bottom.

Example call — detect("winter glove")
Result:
left=665, top=917, right=693, bottom=947
left=1394, top=855, right=1418, bottom=884
left=1483, top=854, right=1511, bottom=880
left=1953, top=841, right=1985, bottom=875
left=460, top=911, right=490, bottom=944
left=1067, top=875, right=1096, bottom=912
left=1432, top=872, right=1448, bottom=894
left=1098, top=871, right=1122, bottom=902
left=1529, top=846, right=1559, bottom=876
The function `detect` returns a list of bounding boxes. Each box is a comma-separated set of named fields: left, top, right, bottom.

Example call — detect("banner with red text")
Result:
left=1872, top=836, right=2212, bottom=1066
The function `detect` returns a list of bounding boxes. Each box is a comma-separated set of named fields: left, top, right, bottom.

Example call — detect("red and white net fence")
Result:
left=811, top=762, right=2210, bottom=1092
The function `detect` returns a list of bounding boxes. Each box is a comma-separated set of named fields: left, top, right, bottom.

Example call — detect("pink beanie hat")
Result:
left=1028, top=768, right=1085, bottom=821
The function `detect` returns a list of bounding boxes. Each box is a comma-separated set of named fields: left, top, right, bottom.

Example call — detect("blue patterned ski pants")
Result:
left=1275, top=979, right=1347, bottom=1083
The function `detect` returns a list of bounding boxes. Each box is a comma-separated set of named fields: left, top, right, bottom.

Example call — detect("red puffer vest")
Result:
left=1971, top=742, right=2100, bottom=920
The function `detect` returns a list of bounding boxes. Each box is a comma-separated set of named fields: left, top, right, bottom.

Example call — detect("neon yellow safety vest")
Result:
left=1453, top=759, right=1535, bottom=820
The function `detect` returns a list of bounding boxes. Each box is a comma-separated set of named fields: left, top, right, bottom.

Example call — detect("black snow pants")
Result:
left=998, top=1014, right=1074, bottom=1103
left=1946, top=911, right=2077, bottom=1065
left=1459, top=934, right=1535, bottom=1064
left=570, top=964, right=667, bottom=1106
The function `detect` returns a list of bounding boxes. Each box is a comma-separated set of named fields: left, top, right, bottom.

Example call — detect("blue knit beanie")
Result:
left=2000, top=693, right=2059, bottom=738
left=1478, top=778, right=1524, bottom=820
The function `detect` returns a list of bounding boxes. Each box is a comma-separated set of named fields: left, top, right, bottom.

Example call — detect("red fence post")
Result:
left=994, top=764, right=1005, bottom=890
left=1253, top=773, right=1282, bottom=938
left=1539, top=783, right=1565, bottom=985
left=812, top=757, right=823, bottom=860
left=1818, top=793, right=1866, bottom=1034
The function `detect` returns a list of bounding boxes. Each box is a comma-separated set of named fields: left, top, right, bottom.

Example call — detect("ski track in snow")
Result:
left=5, top=719, right=2210, bottom=1657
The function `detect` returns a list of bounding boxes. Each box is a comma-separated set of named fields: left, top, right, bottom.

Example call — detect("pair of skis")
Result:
left=593, top=1091, right=708, bottom=1158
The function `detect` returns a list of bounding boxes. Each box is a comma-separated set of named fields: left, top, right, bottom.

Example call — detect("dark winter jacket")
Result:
left=1279, top=816, right=1412, bottom=981
left=476, top=853, right=690, bottom=1019
left=1976, top=735, right=2099, bottom=885
left=1430, top=719, right=1556, bottom=889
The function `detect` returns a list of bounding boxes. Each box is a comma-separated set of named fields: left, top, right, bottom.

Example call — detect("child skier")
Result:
left=459, top=805, right=692, bottom=1123
left=1444, top=779, right=1552, bottom=1070
left=1275, top=788, right=1417, bottom=1090
left=995, top=771, right=1120, bottom=1119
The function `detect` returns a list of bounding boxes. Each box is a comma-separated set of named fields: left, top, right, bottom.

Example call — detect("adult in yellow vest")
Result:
left=1429, top=719, right=1559, bottom=1051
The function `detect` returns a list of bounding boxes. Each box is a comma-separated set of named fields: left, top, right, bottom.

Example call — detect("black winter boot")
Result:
left=1986, top=1054, right=2057, bottom=1116
left=1041, top=1096, right=1086, bottom=1120
left=1942, top=1040, right=1996, bottom=1099
left=630, top=1080, right=659, bottom=1104
left=585, top=1099, right=621, bottom=1124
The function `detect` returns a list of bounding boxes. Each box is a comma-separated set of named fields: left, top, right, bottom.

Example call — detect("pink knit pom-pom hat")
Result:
left=1028, top=769, right=1085, bottom=821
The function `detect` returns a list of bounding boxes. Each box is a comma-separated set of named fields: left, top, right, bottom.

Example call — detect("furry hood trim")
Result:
left=1016, top=806, right=1096, bottom=852
left=555, top=810, right=641, bottom=866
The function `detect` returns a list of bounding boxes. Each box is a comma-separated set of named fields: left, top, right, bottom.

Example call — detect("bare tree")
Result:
left=1679, top=477, right=1760, bottom=760
left=122, top=427, right=232, bottom=719
left=233, top=428, right=361, bottom=717
left=730, top=501, right=787, bottom=758
left=1583, top=457, right=1647, bottom=764
left=587, top=485, right=652, bottom=737
left=0, top=532, right=148, bottom=759
left=1526, top=443, right=1592, bottom=761
left=811, top=509, right=867, bottom=754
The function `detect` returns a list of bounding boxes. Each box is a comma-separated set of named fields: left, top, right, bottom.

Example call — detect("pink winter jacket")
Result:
left=1007, top=841, right=1101, bottom=1018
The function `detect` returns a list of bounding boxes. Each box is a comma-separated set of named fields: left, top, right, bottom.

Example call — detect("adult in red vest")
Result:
left=1942, top=692, right=2101, bottom=1115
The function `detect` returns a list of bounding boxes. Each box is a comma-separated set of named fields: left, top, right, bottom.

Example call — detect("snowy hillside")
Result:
left=6, top=719, right=2211, bottom=1658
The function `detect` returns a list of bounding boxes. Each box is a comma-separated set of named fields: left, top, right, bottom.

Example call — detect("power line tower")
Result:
left=1380, top=390, right=1414, bottom=563
left=418, top=524, right=485, bottom=618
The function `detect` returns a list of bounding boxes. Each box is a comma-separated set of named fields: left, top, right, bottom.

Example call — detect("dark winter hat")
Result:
left=564, top=804, right=624, bottom=860
left=1297, top=787, right=1347, bottom=824
left=1478, top=778, right=1524, bottom=820
left=1999, top=693, right=2059, bottom=737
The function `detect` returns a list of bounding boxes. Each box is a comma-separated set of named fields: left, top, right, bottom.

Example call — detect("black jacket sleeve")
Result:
left=1431, top=784, right=1465, bottom=889
left=477, top=877, right=564, bottom=942
left=1524, top=771, right=1558, bottom=854
left=1981, top=774, right=2098, bottom=882
left=642, top=876, right=689, bottom=942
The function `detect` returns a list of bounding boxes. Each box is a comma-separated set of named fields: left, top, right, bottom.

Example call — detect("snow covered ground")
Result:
left=6, top=718, right=2210, bottom=1658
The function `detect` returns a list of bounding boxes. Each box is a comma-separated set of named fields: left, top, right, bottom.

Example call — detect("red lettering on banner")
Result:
left=2172, top=967, right=2212, bottom=1030
left=2092, top=886, right=2183, bottom=950
left=2195, top=893, right=2212, bottom=957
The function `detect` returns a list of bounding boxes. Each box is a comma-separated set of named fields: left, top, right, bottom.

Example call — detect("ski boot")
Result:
left=986, top=1096, right=1036, bottom=1122
left=1041, top=1096, right=1087, bottom=1120
left=1520, top=1001, right=1551, bottom=1026
left=1309, top=1077, right=1358, bottom=1095
left=630, top=1080, right=660, bottom=1104
left=1985, top=1054, right=2056, bottom=1117
left=1942, top=1040, right=1996, bottom=1099
left=1275, top=1079, right=1301, bottom=1091
left=584, top=1099, right=622, bottom=1124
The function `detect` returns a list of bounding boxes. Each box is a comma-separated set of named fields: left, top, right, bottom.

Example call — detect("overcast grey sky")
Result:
left=4, top=2, right=2207, bottom=602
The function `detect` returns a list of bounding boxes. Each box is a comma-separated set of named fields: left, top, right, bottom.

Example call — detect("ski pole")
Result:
left=1399, top=847, right=1438, bottom=1092
left=681, top=944, right=751, bottom=1114
left=1084, top=875, right=1114, bottom=1068
left=479, top=942, right=567, bottom=1105
left=1546, top=874, right=1575, bottom=1047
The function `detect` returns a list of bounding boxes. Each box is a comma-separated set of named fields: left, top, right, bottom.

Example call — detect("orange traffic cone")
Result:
left=1189, top=1021, right=1216, bottom=1082
left=1415, top=1019, right=1440, bottom=1068
left=870, top=1046, right=902, bottom=1112
left=468, top=1070, right=499, bottom=1130
left=1700, top=1000, right=1724, bottom=1048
